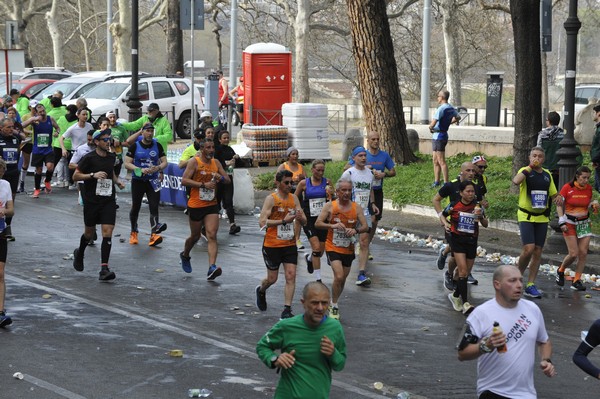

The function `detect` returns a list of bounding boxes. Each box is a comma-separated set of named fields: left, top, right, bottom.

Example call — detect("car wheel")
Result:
left=176, top=111, right=192, bottom=139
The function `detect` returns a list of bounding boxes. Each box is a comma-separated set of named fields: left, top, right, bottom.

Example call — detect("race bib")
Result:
left=150, top=178, right=162, bottom=192
left=457, top=212, right=476, bottom=234
left=95, top=178, right=113, bottom=196
left=372, top=178, right=382, bottom=189
left=332, top=229, right=351, bottom=248
left=37, top=133, right=50, bottom=148
left=277, top=223, right=294, bottom=240
left=309, top=198, right=326, bottom=217
left=3, top=148, right=18, bottom=164
left=199, top=187, right=215, bottom=201
left=576, top=218, right=592, bottom=238
left=530, top=190, right=548, bottom=209
left=355, top=189, right=370, bottom=209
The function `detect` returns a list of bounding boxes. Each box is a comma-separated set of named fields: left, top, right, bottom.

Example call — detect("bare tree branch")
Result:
left=476, top=0, right=510, bottom=13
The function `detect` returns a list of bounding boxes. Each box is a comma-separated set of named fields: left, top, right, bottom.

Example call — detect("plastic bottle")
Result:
left=188, top=388, right=212, bottom=397
left=397, top=392, right=411, bottom=399
left=493, top=321, right=507, bottom=353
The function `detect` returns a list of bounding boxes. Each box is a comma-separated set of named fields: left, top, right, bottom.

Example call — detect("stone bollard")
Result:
left=342, top=128, right=363, bottom=161
left=406, top=129, right=419, bottom=153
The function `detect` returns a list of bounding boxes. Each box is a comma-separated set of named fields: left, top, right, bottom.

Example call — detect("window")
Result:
left=152, top=81, right=174, bottom=99
left=174, top=81, right=190, bottom=95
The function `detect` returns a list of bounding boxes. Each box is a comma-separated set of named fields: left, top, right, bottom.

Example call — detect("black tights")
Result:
left=129, top=179, right=160, bottom=232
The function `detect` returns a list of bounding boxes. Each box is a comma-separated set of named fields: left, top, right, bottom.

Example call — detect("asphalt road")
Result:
left=2, top=182, right=599, bottom=399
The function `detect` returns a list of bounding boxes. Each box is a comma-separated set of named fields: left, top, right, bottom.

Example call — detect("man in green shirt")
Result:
left=256, top=282, right=346, bottom=399
left=120, top=103, right=173, bottom=152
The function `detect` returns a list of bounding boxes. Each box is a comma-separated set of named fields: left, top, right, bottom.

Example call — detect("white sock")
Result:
left=307, top=253, right=312, bottom=262
left=314, top=269, right=321, bottom=280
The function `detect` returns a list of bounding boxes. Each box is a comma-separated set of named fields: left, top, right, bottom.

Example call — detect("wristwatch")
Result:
left=270, top=354, right=279, bottom=368
left=479, top=337, right=493, bottom=353
left=200, top=182, right=205, bottom=188
left=90, top=172, right=94, bottom=179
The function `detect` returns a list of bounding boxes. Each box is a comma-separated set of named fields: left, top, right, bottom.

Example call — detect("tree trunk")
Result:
left=46, top=0, right=63, bottom=68
left=294, top=0, right=310, bottom=102
left=346, top=0, right=417, bottom=164
left=509, top=0, right=542, bottom=192
left=211, top=10, right=223, bottom=70
left=111, top=0, right=132, bottom=71
left=541, top=51, right=549, bottom=118
left=440, top=0, right=462, bottom=105
left=166, top=0, right=183, bottom=74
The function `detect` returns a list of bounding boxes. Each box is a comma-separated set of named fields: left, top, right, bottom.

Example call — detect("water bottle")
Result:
left=188, top=388, right=212, bottom=397
left=397, top=392, right=411, bottom=399
left=493, top=321, right=507, bottom=353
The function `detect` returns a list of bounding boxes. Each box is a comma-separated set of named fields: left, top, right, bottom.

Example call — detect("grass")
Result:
left=254, top=152, right=593, bottom=223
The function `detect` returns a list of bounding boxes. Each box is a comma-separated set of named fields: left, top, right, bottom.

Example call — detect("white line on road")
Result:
left=22, top=374, right=88, bottom=399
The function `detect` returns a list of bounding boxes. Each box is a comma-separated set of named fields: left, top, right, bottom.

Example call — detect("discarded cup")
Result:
left=188, top=388, right=212, bottom=397
left=373, top=381, right=383, bottom=390
left=169, top=349, right=183, bottom=357
left=13, top=372, right=23, bottom=380
left=397, top=392, right=411, bottom=399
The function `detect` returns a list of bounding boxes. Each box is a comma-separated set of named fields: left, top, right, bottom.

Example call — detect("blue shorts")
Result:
left=519, top=221, right=548, bottom=247
left=432, top=140, right=448, bottom=152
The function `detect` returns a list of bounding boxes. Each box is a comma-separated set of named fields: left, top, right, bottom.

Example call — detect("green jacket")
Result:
left=120, top=114, right=173, bottom=152
left=15, top=96, right=29, bottom=117
left=110, top=124, right=129, bottom=159
left=55, top=114, right=78, bottom=150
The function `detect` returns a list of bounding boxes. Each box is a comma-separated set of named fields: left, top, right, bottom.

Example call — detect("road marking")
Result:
left=9, top=275, right=387, bottom=398
left=22, top=374, right=88, bottom=399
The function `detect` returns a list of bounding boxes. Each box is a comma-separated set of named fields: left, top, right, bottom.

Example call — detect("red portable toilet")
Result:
left=243, top=43, right=292, bottom=125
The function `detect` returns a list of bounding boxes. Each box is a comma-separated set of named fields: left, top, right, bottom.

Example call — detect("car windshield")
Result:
left=83, top=82, right=129, bottom=100
left=33, top=82, right=82, bottom=101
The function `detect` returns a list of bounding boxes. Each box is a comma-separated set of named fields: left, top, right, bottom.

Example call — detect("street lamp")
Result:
left=127, top=0, right=143, bottom=121
left=556, top=0, right=582, bottom=189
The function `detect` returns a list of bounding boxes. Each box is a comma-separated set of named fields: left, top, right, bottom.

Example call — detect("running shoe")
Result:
left=50, top=180, right=63, bottom=187
left=296, top=239, right=304, bottom=250
left=462, top=302, right=475, bottom=316
left=180, top=252, right=192, bottom=273
left=556, top=270, right=565, bottom=287
left=17, top=181, right=24, bottom=193
left=207, top=264, right=222, bottom=280
left=148, top=234, right=162, bottom=247
left=467, top=273, right=479, bottom=285
left=68, top=184, right=78, bottom=191
left=368, top=252, right=374, bottom=261
left=229, top=224, right=241, bottom=235
left=256, top=285, right=267, bottom=311
left=44, top=181, right=52, bottom=194
left=305, top=253, right=314, bottom=274
left=448, top=293, right=463, bottom=312
left=280, top=307, right=294, bottom=319
left=329, top=306, right=340, bottom=320
left=0, top=311, right=12, bottom=328
left=443, top=271, right=455, bottom=291
left=437, top=245, right=447, bottom=270
left=32, top=189, right=40, bottom=198
left=73, top=248, right=84, bottom=271
left=524, top=284, right=542, bottom=299
left=431, top=181, right=441, bottom=188
left=4, top=225, right=14, bottom=242
left=152, top=223, right=168, bottom=234
left=99, top=268, right=116, bottom=281
left=355, top=272, right=371, bottom=286
left=571, top=280, right=586, bottom=291
left=129, top=231, right=139, bottom=245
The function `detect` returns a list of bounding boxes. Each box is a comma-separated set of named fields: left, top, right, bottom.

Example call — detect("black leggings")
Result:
left=130, top=179, right=160, bottom=232
left=217, top=177, right=235, bottom=223
left=479, top=391, right=510, bottom=399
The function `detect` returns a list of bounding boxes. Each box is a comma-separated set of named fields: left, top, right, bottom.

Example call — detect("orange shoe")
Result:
left=129, top=231, right=138, bottom=245
left=149, top=233, right=162, bottom=247
left=32, top=189, right=40, bottom=198
left=44, top=181, right=52, bottom=194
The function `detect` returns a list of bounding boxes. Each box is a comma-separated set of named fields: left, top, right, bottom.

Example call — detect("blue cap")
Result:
left=142, top=122, right=154, bottom=130
left=92, top=129, right=111, bottom=140
left=351, top=146, right=367, bottom=157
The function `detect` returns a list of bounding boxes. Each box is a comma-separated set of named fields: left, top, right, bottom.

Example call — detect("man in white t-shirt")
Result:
left=457, top=265, right=556, bottom=399
left=340, top=146, right=379, bottom=286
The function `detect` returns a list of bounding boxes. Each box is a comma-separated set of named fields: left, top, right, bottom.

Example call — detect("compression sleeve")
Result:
left=573, top=319, right=600, bottom=379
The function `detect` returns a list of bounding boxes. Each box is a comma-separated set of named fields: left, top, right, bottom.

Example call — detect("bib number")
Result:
left=530, top=190, right=548, bottom=209
left=95, top=178, right=113, bottom=196
left=309, top=198, right=326, bottom=217
left=355, top=189, right=370, bottom=209
left=576, top=218, right=592, bottom=238
left=372, top=178, right=382, bottom=189
left=199, top=187, right=215, bottom=201
left=3, top=148, right=18, bottom=164
left=150, top=178, right=162, bottom=192
left=457, top=212, right=476, bottom=234
left=332, top=229, right=351, bottom=248
left=37, top=133, right=50, bottom=148
left=277, top=223, right=294, bottom=240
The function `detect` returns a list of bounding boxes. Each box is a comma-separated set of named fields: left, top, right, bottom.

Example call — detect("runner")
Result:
left=123, top=123, right=168, bottom=247
left=256, top=170, right=307, bottom=319
left=555, top=166, right=597, bottom=291
left=277, top=147, right=306, bottom=249
left=440, top=180, right=488, bottom=315
left=214, top=130, right=242, bottom=234
left=340, top=146, right=379, bottom=286
left=315, top=178, right=368, bottom=320
left=72, top=129, right=124, bottom=281
left=0, top=118, right=22, bottom=240
left=179, top=139, right=231, bottom=280
left=294, top=159, right=333, bottom=281
left=0, top=160, right=14, bottom=327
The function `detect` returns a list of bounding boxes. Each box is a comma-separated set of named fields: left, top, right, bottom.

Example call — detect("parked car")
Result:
left=574, top=84, right=600, bottom=116
left=69, top=75, right=202, bottom=139
left=10, top=79, right=56, bottom=98
left=20, top=67, right=74, bottom=80
left=32, top=71, right=149, bottom=105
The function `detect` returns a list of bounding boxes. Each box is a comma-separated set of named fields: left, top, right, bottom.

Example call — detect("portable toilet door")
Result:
left=243, top=43, right=292, bottom=125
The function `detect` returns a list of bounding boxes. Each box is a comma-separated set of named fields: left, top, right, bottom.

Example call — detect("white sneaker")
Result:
left=448, top=293, right=463, bottom=312
left=68, top=184, right=78, bottom=190
left=462, top=302, right=475, bottom=315
left=51, top=181, right=62, bottom=187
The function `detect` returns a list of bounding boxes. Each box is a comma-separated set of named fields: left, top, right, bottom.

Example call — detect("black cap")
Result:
left=147, top=103, right=159, bottom=111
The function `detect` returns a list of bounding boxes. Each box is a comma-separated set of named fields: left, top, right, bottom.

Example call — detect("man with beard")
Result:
left=120, top=103, right=173, bottom=152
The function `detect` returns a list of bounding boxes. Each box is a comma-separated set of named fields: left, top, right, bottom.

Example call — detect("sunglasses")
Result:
left=478, top=165, right=487, bottom=170
left=281, top=181, right=292, bottom=185
left=99, top=137, right=112, bottom=142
